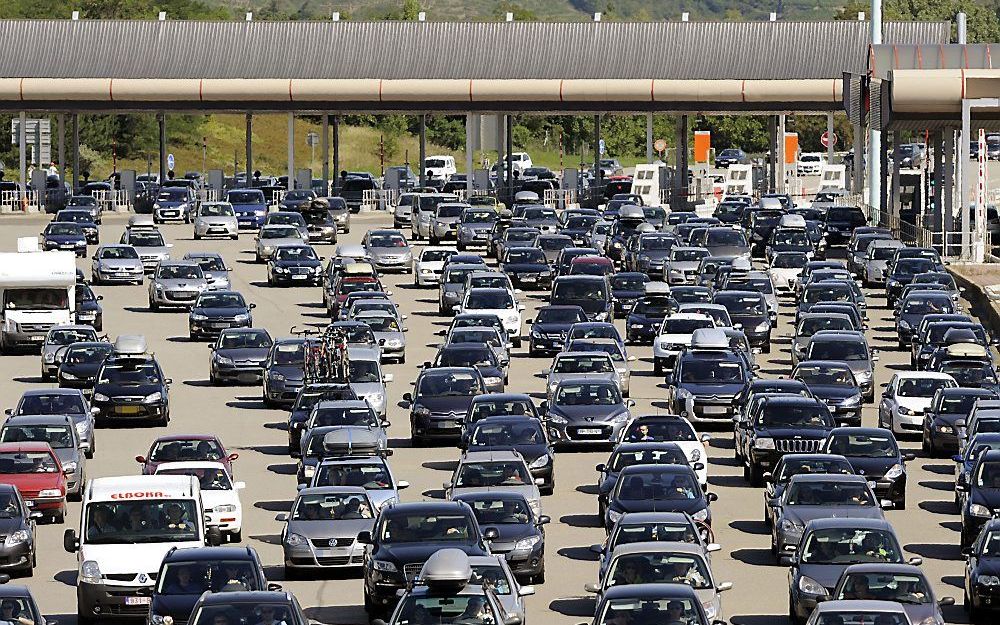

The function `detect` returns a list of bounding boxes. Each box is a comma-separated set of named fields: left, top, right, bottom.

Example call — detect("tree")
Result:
left=885, top=0, right=1000, bottom=43
left=491, top=1, right=538, bottom=21
left=401, top=0, right=421, bottom=20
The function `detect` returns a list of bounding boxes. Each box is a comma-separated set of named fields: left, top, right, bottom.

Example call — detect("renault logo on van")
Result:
left=137, top=573, right=148, bottom=583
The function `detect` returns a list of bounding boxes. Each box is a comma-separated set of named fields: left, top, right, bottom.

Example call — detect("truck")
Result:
left=64, top=474, right=221, bottom=624
left=0, top=238, right=76, bottom=353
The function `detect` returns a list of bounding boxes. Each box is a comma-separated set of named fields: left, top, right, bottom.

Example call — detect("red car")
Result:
left=0, top=442, right=67, bottom=523
left=569, top=255, right=615, bottom=277
left=331, top=275, right=382, bottom=315
left=136, top=434, right=238, bottom=475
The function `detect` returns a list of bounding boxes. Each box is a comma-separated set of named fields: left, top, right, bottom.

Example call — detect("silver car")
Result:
left=457, top=208, right=499, bottom=250
left=863, top=239, right=905, bottom=286
left=0, top=414, right=87, bottom=500
left=431, top=202, right=470, bottom=243
left=325, top=196, right=351, bottom=233
left=544, top=351, right=620, bottom=403
left=193, top=202, right=239, bottom=240
left=40, top=325, right=99, bottom=381
left=347, top=346, right=391, bottom=418
left=444, top=449, right=543, bottom=517
left=278, top=486, right=375, bottom=572
left=183, top=252, right=231, bottom=290
left=255, top=225, right=305, bottom=262
left=356, top=310, right=407, bottom=364
left=90, top=244, right=144, bottom=285
left=363, top=229, right=413, bottom=274
left=120, top=227, right=172, bottom=273
left=467, top=555, right=534, bottom=625
left=147, top=261, right=210, bottom=310
left=264, top=211, right=309, bottom=238
left=307, top=455, right=408, bottom=511
left=666, top=246, right=710, bottom=285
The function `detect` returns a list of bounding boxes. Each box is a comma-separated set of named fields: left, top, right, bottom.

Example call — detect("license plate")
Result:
left=29, top=335, right=45, bottom=342
left=115, top=406, right=141, bottom=415
left=125, top=597, right=151, bottom=606
left=578, top=428, right=603, bottom=435
left=434, top=421, right=456, bottom=429
left=521, top=276, right=536, bottom=283
left=292, top=274, right=308, bottom=280
left=210, top=322, right=229, bottom=329
left=23, top=501, right=33, bottom=508
left=702, top=406, right=728, bottom=414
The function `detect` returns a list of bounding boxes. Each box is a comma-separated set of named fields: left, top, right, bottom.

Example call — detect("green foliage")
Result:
left=698, top=116, right=770, bottom=153
left=491, top=1, right=539, bottom=20
left=886, top=0, right=1000, bottom=43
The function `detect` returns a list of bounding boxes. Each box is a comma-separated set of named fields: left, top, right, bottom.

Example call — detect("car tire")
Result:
left=85, top=446, right=94, bottom=460
left=654, top=359, right=663, bottom=376
left=513, top=336, right=522, bottom=348
left=194, top=233, right=201, bottom=240
left=895, top=497, right=906, bottom=511
left=149, top=299, right=159, bottom=312
left=77, top=610, right=94, bottom=625
left=748, top=463, right=763, bottom=487
left=411, top=434, right=426, bottom=448
left=54, top=510, right=65, bottom=524
left=533, top=568, right=545, bottom=584
left=230, top=529, right=242, bottom=543
left=40, top=371, right=51, bottom=382
left=788, top=598, right=802, bottom=625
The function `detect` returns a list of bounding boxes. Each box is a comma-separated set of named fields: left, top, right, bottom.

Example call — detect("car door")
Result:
left=880, top=375, right=899, bottom=427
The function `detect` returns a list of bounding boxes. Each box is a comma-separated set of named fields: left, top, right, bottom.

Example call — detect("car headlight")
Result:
left=594, top=311, right=609, bottom=321
left=936, top=424, right=954, bottom=434
left=899, top=319, right=911, bottom=330
left=676, top=388, right=693, bottom=400
left=62, top=461, right=77, bottom=473
left=38, top=489, right=61, bottom=498
left=754, top=437, right=775, bottom=450
left=75, top=421, right=88, bottom=434
left=254, top=209, right=265, bottom=216
left=385, top=339, right=402, bottom=348
left=234, top=313, right=249, bottom=322
left=691, top=507, right=709, bottom=522
left=780, top=518, right=802, bottom=532
left=506, top=315, right=519, bottom=325
left=798, top=575, right=826, bottom=595
left=270, top=372, right=285, bottom=382
left=689, top=448, right=702, bottom=462
left=4, top=530, right=29, bottom=548
left=607, top=509, right=623, bottom=524
left=274, top=266, right=288, bottom=273
left=413, top=405, right=431, bottom=417
left=843, top=394, right=863, bottom=407
left=284, top=532, right=306, bottom=547
left=658, top=340, right=669, bottom=349
left=547, top=414, right=568, bottom=425
left=970, top=503, right=993, bottom=517
left=420, top=268, right=433, bottom=274
left=702, top=603, right=718, bottom=621
left=884, top=463, right=904, bottom=480
left=92, top=393, right=109, bottom=402
left=514, top=535, right=541, bottom=551
left=80, top=559, right=102, bottom=584
left=483, top=376, right=502, bottom=387
left=143, top=392, right=162, bottom=404
left=529, top=454, right=551, bottom=469
left=216, top=355, right=234, bottom=366
left=855, top=370, right=872, bottom=383
left=755, top=322, right=770, bottom=332
left=214, top=504, right=237, bottom=513
left=263, top=246, right=274, bottom=253
left=372, top=560, right=398, bottom=572
left=312, top=265, right=322, bottom=273
left=978, top=574, right=1000, bottom=586
left=898, top=406, right=914, bottom=416
left=611, top=412, right=629, bottom=424
left=191, top=313, right=208, bottom=321
left=153, top=203, right=162, bottom=210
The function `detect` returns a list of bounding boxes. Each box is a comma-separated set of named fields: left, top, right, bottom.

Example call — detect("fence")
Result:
left=361, top=189, right=397, bottom=211
left=0, top=190, right=39, bottom=212
left=543, top=189, right=577, bottom=210
left=91, top=189, right=131, bottom=212
left=266, top=189, right=285, bottom=207
left=197, top=188, right=221, bottom=203
left=858, top=201, right=967, bottom=260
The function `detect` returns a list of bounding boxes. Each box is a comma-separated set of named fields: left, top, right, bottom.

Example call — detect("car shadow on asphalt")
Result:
left=54, top=569, right=77, bottom=586
left=729, top=520, right=770, bottom=535
left=182, top=379, right=215, bottom=387
left=254, top=500, right=293, bottom=512
left=560, top=513, right=601, bottom=528
left=731, top=548, right=777, bottom=566
left=576, top=484, right=599, bottom=495
left=12, top=376, right=43, bottom=384
left=422, top=489, right=446, bottom=499
left=940, top=521, right=963, bottom=532
left=941, top=575, right=965, bottom=589
left=226, top=399, right=270, bottom=411
left=904, top=542, right=963, bottom=561
left=922, top=463, right=955, bottom=475
left=243, top=444, right=288, bottom=455
left=122, top=306, right=161, bottom=314
left=421, top=460, right=457, bottom=471
left=918, top=500, right=957, bottom=515
left=264, top=421, right=288, bottom=431
left=266, top=463, right=297, bottom=475
left=709, top=474, right=750, bottom=489
left=549, top=597, right=596, bottom=617
left=730, top=615, right=791, bottom=625
left=708, top=456, right=740, bottom=468
left=558, top=546, right=600, bottom=562
left=250, top=533, right=283, bottom=545
left=918, top=480, right=955, bottom=492
left=303, top=605, right=369, bottom=625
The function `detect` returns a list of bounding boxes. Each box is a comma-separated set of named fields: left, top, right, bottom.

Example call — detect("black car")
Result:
left=405, top=367, right=486, bottom=446
left=41, top=222, right=88, bottom=257
left=886, top=257, right=943, bottom=307
left=896, top=291, right=956, bottom=348
left=57, top=341, right=113, bottom=391
left=208, top=328, right=273, bottom=385
left=561, top=214, right=599, bottom=245
left=959, top=449, right=1000, bottom=548
left=431, top=344, right=505, bottom=394
left=187, top=591, right=307, bottom=625
left=147, top=546, right=276, bottom=625
left=74, top=284, right=103, bottom=331
left=267, top=245, right=323, bottom=286
left=625, top=294, right=677, bottom=345
left=464, top=416, right=554, bottom=494
left=460, top=393, right=539, bottom=444
left=0, top=484, right=36, bottom=576
left=453, top=491, right=548, bottom=584
left=361, top=501, right=492, bottom=616
left=501, top=247, right=553, bottom=291
left=0, top=582, right=43, bottom=624
left=748, top=209, right=783, bottom=256
left=792, top=361, right=864, bottom=427
left=596, top=442, right=694, bottom=520
left=286, top=383, right=358, bottom=457
left=91, top=350, right=171, bottom=426
left=670, top=340, right=753, bottom=425
left=278, top=189, right=316, bottom=212
left=923, top=387, right=997, bottom=457
left=822, top=427, right=913, bottom=510
left=627, top=232, right=675, bottom=276
left=604, top=464, right=716, bottom=533
left=54, top=209, right=99, bottom=244
left=609, top=272, right=650, bottom=316
left=823, top=205, right=868, bottom=245
left=912, top=320, right=984, bottom=370
left=963, top=517, right=1000, bottom=620
left=762, top=453, right=854, bottom=528
left=670, top=285, right=713, bottom=305
left=716, top=148, right=748, bottom=168
left=713, top=290, right=772, bottom=351
left=527, top=305, right=587, bottom=357
left=736, top=395, right=835, bottom=486
left=189, top=291, right=255, bottom=340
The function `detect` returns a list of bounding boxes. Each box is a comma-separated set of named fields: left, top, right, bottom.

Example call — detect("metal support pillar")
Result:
left=496, top=114, right=503, bottom=178
left=57, top=114, right=65, bottom=187
left=890, top=131, right=900, bottom=219
left=71, top=114, right=79, bottom=192
left=287, top=112, right=295, bottom=189
left=465, top=113, right=474, bottom=195
left=157, top=112, right=167, bottom=182
left=594, top=115, right=602, bottom=191
left=333, top=116, right=341, bottom=186
left=245, top=113, right=253, bottom=185
left=943, top=128, right=955, bottom=255
left=418, top=115, right=427, bottom=189
left=646, top=113, right=654, bottom=163
left=677, top=115, right=690, bottom=208
left=961, top=102, right=972, bottom=259
left=321, top=114, right=330, bottom=194
left=777, top=114, right=786, bottom=194
left=768, top=116, right=777, bottom=191
left=826, top=113, right=835, bottom=162
left=932, top=130, right=944, bottom=234
left=506, top=115, right=514, bottom=198
left=879, top=131, right=889, bottom=217
left=17, top=112, right=26, bottom=203
left=868, top=0, right=883, bottom=212
left=852, top=121, right=863, bottom=194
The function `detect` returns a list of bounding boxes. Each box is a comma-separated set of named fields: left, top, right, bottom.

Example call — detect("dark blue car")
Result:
left=527, top=305, right=587, bottom=357
left=610, top=272, right=650, bottom=316
left=41, top=222, right=88, bottom=257
left=188, top=291, right=255, bottom=340
left=226, top=189, right=268, bottom=229
left=625, top=294, right=677, bottom=345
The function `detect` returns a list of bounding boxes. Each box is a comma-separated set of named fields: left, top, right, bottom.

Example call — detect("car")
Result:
left=428, top=202, right=468, bottom=243
left=56, top=341, right=113, bottom=397
left=254, top=225, right=305, bottom=263
left=527, top=305, right=587, bottom=356
left=604, top=462, right=716, bottom=534
left=264, top=211, right=309, bottom=238
left=40, top=221, right=88, bottom=257
left=357, top=311, right=406, bottom=364
left=831, top=563, right=953, bottom=624
left=154, top=461, right=244, bottom=542
left=0, top=414, right=85, bottom=501
left=187, top=591, right=308, bottom=625
left=493, top=226, right=541, bottom=260
left=543, top=351, right=619, bottom=402
left=609, top=272, right=650, bottom=315
left=713, top=290, right=772, bottom=351
left=452, top=491, right=548, bottom=584
left=207, top=327, right=273, bottom=386
left=90, top=337, right=170, bottom=426
left=265, top=244, right=322, bottom=286
left=39, top=325, right=99, bottom=382
left=360, top=501, right=493, bottom=616
left=90, top=244, right=144, bottom=285
left=306, top=454, right=408, bottom=510
left=277, top=486, right=374, bottom=574
left=455, top=288, right=524, bottom=346
left=962, top=517, right=1000, bottom=620
left=878, top=372, right=957, bottom=436
left=225, top=188, right=268, bottom=229
left=120, top=225, right=172, bottom=274
left=550, top=274, right=613, bottom=323
left=805, top=600, right=913, bottom=625
left=136, top=434, right=238, bottom=475
left=735, top=394, right=835, bottom=486
left=192, top=202, right=239, bottom=240
left=445, top=449, right=542, bottom=513
left=805, top=331, right=878, bottom=402
left=285, top=383, right=358, bottom=457
left=959, top=449, right=1000, bottom=548
left=793, top=361, right=864, bottom=426
left=823, top=205, right=867, bottom=246
left=65, top=195, right=102, bottom=223
left=791, top=314, right=857, bottom=367
left=152, top=186, right=196, bottom=223
left=593, top=511, right=719, bottom=579
left=464, top=416, right=554, bottom=494
left=886, top=257, right=943, bottom=307
left=148, top=546, right=274, bottom=625
left=73, top=284, right=104, bottom=331
left=762, top=454, right=855, bottom=528
left=0, top=442, right=66, bottom=523
left=716, top=148, right=748, bottom=168
left=405, top=367, right=485, bottom=446
left=863, top=239, right=906, bottom=286
left=565, top=337, right=633, bottom=397
left=669, top=329, right=753, bottom=425
left=456, top=208, right=498, bottom=250
left=433, top=343, right=505, bottom=393
left=438, top=263, right=483, bottom=316
left=147, top=261, right=210, bottom=310
left=596, top=442, right=699, bottom=519
left=589, top=582, right=716, bottom=625
left=542, top=379, right=633, bottom=449
left=771, top=474, right=884, bottom=559
left=784, top=518, right=916, bottom=624
left=412, top=246, right=456, bottom=287
left=923, top=387, right=997, bottom=457
left=0, top=484, right=37, bottom=576
left=363, top=229, right=412, bottom=273
left=769, top=251, right=810, bottom=295
left=896, top=291, right=957, bottom=348
left=189, top=291, right=255, bottom=340
left=346, top=346, right=391, bottom=419
left=182, top=251, right=232, bottom=291
left=300, top=399, right=388, bottom=458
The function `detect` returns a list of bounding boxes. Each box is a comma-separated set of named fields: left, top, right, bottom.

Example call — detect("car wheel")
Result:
left=895, top=497, right=906, bottom=511
left=654, top=359, right=663, bottom=376
left=149, top=299, right=159, bottom=311
left=85, top=447, right=94, bottom=460
left=749, top=463, right=763, bottom=487
left=229, top=529, right=242, bottom=543
left=411, top=434, right=426, bottom=448
left=231, top=234, right=239, bottom=240
left=77, top=610, right=95, bottom=625
left=40, top=371, right=51, bottom=382
left=533, top=568, right=545, bottom=584
left=513, top=336, right=522, bottom=348
left=194, top=233, right=201, bottom=240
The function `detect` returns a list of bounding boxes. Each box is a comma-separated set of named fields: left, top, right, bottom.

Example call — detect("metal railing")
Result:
left=0, top=190, right=39, bottom=212
left=91, top=189, right=131, bottom=212
left=266, top=189, right=285, bottom=207
left=361, top=189, right=397, bottom=211
left=543, top=189, right=577, bottom=210
left=197, top=188, right=221, bottom=203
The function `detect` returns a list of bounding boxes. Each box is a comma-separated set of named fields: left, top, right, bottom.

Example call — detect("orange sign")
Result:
left=694, top=131, right=711, bottom=164
left=784, top=133, right=799, bottom=165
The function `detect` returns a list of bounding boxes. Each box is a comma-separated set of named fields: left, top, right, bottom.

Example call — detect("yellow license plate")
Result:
left=115, top=406, right=141, bottom=415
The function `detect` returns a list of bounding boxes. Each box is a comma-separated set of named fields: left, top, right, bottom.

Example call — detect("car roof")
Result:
left=21, top=388, right=84, bottom=397
left=610, top=540, right=704, bottom=557
left=453, top=490, right=530, bottom=503
left=806, top=517, right=894, bottom=530
left=197, top=591, right=293, bottom=605
left=163, top=546, right=259, bottom=562
left=816, top=600, right=907, bottom=613
left=788, top=473, right=867, bottom=484
left=2, top=414, right=72, bottom=426
left=602, top=582, right=698, bottom=600
left=894, top=371, right=954, bottom=380
left=297, top=485, right=368, bottom=497
left=461, top=449, right=524, bottom=462
left=473, top=393, right=532, bottom=402
left=346, top=346, right=380, bottom=361
left=618, top=511, right=692, bottom=524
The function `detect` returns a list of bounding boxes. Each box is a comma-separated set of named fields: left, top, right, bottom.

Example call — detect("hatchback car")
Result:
left=208, top=328, right=273, bottom=385
left=189, top=291, right=255, bottom=340
left=193, top=202, right=239, bottom=240
left=90, top=244, right=144, bottom=285
left=278, top=486, right=375, bottom=574
left=148, top=261, right=210, bottom=310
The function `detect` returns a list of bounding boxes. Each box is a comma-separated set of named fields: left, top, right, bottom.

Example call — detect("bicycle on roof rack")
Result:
left=291, top=324, right=350, bottom=384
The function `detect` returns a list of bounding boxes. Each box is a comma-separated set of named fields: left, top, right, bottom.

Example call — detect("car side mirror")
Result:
left=706, top=492, right=718, bottom=503
left=275, top=513, right=288, bottom=522
left=383, top=373, right=394, bottom=383
left=397, top=481, right=409, bottom=489
left=778, top=554, right=794, bottom=566
left=267, top=582, right=283, bottom=591
left=693, top=462, right=705, bottom=471
left=135, top=455, right=146, bottom=464
left=716, top=582, right=734, bottom=592
left=64, top=529, right=79, bottom=553
left=249, top=303, right=257, bottom=310
left=880, top=499, right=894, bottom=509
left=589, top=543, right=603, bottom=554
left=518, top=585, right=535, bottom=597
left=908, top=556, right=923, bottom=566
left=402, top=392, right=412, bottom=403
left=962, top=546, right=973, bottom=556
left=584, top=583, right=602, bottom=594
left=706, top=543, right=722, bottom=553
left=357, top=531, right=372, bottom=544
left=763, top=472, right=774, bottom=483
left=537, top=515, right=550, bottom=525
left=903, top=453, right=916, bottom=462
left=503, top=616, right=522, bottom=625
left=539, top=401, right=548, bottom=414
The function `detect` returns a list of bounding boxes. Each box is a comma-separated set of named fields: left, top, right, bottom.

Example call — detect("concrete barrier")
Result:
left=948, top=264, right=1000, bottom=338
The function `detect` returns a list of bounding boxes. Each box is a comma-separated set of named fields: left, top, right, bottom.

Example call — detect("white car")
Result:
left=414, top=246, right=458, bottom=286
left=424, top=155, right=457, bottom=179
left=510, top=152, right=533, bottom=173
left=652, top=313, right=715, bottom=376
left=456, top=287, right=525, bottom=347
left=878, top=371, right=957, bottom=435
left=616, top=416, right=711, bottom=489
left=154, top=461, right=245, bottom=542
left=767, top=251, right=809, bottom=296
left=797, top=152, right=827, bottom=175
left=193, top=202, right=239, bottom=240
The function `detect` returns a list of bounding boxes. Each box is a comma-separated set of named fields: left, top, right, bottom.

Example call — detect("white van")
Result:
left=510, top=152, right=533, bottom=173
left=0, top=239, right=76, bottom=351
left=65, top=475, right=221, bottom=624
left=423, top=156, right=457, bottom=180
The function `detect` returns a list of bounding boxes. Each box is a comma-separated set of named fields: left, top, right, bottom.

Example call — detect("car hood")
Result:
left=135, top=246, right=171, bottom=256
left=612, top=289, right=644, bottom=299
left=504, top=263, right=549, bottom=273
left=287, top=517, right=374, bottom=539
left=706, top=244, right=750, bottom=257
left=0, top=472, right=63, bottom=491
left=783, top=505, right=884, bottom=526
left=532, top=322, right=573, bottom=334
left=656, top=333, right=695, bottom=345
left=846, top=457, right=898, bottom=479
left=415, top=395, right=473, bottom=414
left=452, top=484, right=539, bottom=504
left=217, top=347, right=269, bottom=362
left=896, top=396, right=932, bottom=412
left=259, top=237, right=303, bottom=248
left=668, top=261, right=701, bottom=271
left=94, top=381, right=163, bottom=397
left=52, top=447, right=79, bottom=466
left=975, top=556, right=1000, bottom=576
left=377, top=542, right=485, bottom=565
left=268, top=363, right=304, bottom=380
left=798, top=563, right=852, bottom=592
left=639, top=250, right=671, bottom=261
left=63, top=362, right=102, bottom=377
left=480, top=523, right=539, bottom=548
left=615, top=497, right=706, bottom=516
left=80, top=542, right=198, bottom=576
left=192, top=306, right=248, bottom=318
left=156, top=278, right=208, bottom=290
left=970, top=488, right=1000, bottom=508
left=679, top=382, right=745, bottom=397
left=809, top=385, right=861, bottom=402
left=232, top=202, right=267, bottom=211
left=0, top=517, right=26, bottom=534
left=197, top=215, right=237, bottom=224
left=549, top=372, right=618, bottom=387
left=757, top=427, right=830, bottom=440
left=549, top=403, right=627, bottom=422
left=373, top=330, right=404, bottom=342
left=99, top=258, right=144, bottom=269
left=273, top=259, right=322, bottom=269
left=460, top=223, right=493, bottom=231
left=46, top=234, right=86, bottom=243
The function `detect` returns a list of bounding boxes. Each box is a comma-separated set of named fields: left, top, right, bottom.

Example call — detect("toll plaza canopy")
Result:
left=0, top=19, right=949, bottom=113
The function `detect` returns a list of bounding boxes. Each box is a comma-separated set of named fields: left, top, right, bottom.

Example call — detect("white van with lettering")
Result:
left=64, top=475, right=221, bottom=624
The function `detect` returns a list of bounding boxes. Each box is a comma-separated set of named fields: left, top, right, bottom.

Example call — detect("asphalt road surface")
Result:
left=0, top=210, right=973, bottom=625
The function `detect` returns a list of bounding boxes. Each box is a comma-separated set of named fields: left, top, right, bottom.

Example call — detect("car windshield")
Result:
left=609, top=553, right=711, bottom=589
left=291, top=492, right=373, bottom=520
left=84, top=499, right=199, bottom=544
left=773, top=230, right=810, bottom=246
left=771, top=252, right=809, bottom=269
left=787, top=481, right=875, bottom=506
left=523, top=208, right=557, bottom=221
left=470, top=400, right=533, bottom=420
left=97, top=362, right=161, bottom=386
left=4, top=288, right=69, bottom=311
left=898, top=377, right=953, bottom=398
left=262, top=227, right=300, bottom=239
left=895, top=258, right=937, bottom=274
left=796, top=365, right=854, bottom=386
left=200, top=204, right=235, bottom=217
left=976, top=461, right=1000, bottom=488
left=272, top=342, right=304, bottom=365
left=418, top=372, right=480, bottom=396
left=149, top=438, right=222, bottom=462
left=368, top=234, right=407, bottom=247
left=553, top=355, right=613, bottom=374
left=380, top=512, right=474, bottom=543
left=393, top=595, right=499, bottom=625
left=640, top=236, right=673, bottom=251
left=554, top=280, right=607, bottom=300
left=421, top=249, right=455, bottom=263
left=633, top=298, right=674, bottom=317
left=197, top=294, right=245, bottom=309
left=941, top=363, right=998, bottom=387
left=609, top=448, right=688, bottom=472
left=275, top=247, right=317, bottom=261
left=837, top=572, right=932, bottom=604
left=189, top=256, right=226, bottom=272
left=507, top=248, right=546, bottom=264
left=157, top=466, right=232, bottom=491
left=809, top=340, right=868, bottom=361
left=623, top=420, right=696, bottom=443
left=227, top=191, right=264, bottom=203
left=671, top=249, right=708, bottom=263
left=269, top=214, right=305, bottom=226
left=760, top=402, right=830, bottom=428
left=903, top=297, right=953, bottom=315
left=48, top=223, right=83, bottom=235
left=536, top=308, right=584, bottom=324
left=939, top=393, right=985, bottom=415
left=64, top=344, right=113, bottom=365
left=800, top=528, right=902, bottom=564
left=804, top=283, right=852, bottom=304
left=567, top=340, right=624, bottom=362
left=313, top=462, right=392, bottom=489
left=569, top=326, right=619, bottom=342
left=777, top=458, right=853, bottom=481
left=219, top=331, right=271, bottom=349
left=456, top=461, right=531, bottom=487
left=1, top=424, right=73, bottom=449
left=679, top=359, right=744, bottom=384
left=101, top=246, right=139, bottom=260
left=716, top=294, right=765, bottom=316
left=470, top=422, right=544, bottom=446
left=816, top=614, right=907, bottom=625
left=193, top=604, right=300, bottom=625
left=615, top=521, right=699, bottom=546
left=611, top=275, right=648, bottom=292
left=617, top=470, right=699, bottom=501
left=48, top=328, right=95, bottom=345
left=362, top=315, right=401, bottom=333
left=799, top=317, right=854, bottom=336
left=567, top=216, right=597, bottom=229
left=466, top=291, right=513, bottom=309
left=980, top=530, right=1000, bottom=556
left=17, top=393, right=85, bottom=415
left=128, top=231, right=165, bottom=247
left=445, top=268, right=475, bottom=284
left=537, top=236, right=572, bottom=251
left=311, top=405, right=377, bottom=427
left=348, top=359, right=381, bottom=383
left=706, top=229, right=747, bottom=246
left=556, top=382, right=621, bottom=406
left=156, top=560, right=261, bottom=595
left=828, top=207, right=863, bottom=221
left=158, top=265, right=203, bottom=280
left=871, top=245, right=900, bottom=260
left=506, top=230, right=539, bottom=243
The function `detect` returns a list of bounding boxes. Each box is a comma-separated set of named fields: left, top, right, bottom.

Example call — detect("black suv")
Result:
left=361, top=501, right=493, bottom=617
left=735, top=395, right=835, bottom=486
left=549, top=275, right=612, bottom=322
left=91, top=348, right=171, bottom=426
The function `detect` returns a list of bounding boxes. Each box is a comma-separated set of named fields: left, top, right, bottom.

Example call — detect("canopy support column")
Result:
left=419, top=114, right=427, bottom=189
left=158, top=112, right=167, bottom=182
left=465, top=113, right=474, bottom=195
left=18, top=111, right=26, bottom=204
left=72, top=113, right=79, bottom=192
left=321, top=114, right=330, bottom=194
left=287, top=112, right=295, bottom=189
left=245, top=113, right=253, bottom=185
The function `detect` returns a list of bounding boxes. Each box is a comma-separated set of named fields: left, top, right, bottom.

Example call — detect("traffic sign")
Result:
left=653, top=138, right=667, bottom=152
left=820, top=131, right=838, bottom=148
left=598, top=139, right=606, bottom=155
left=306, top=132, right=320, bottom=147
left=167, top=153, right=175, bottom=170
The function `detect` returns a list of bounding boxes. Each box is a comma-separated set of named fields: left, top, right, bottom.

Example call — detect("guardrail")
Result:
left=361, top=189, right=397, bottom=211
left=91, top=189, right=131, bottom=212
left=0, top=190, right=39, bottom=212
left=197, top=189, right=221, bottom=203
left=266, top=189, right=285, bottom=207
left=543, top=189, right=577, bottom=210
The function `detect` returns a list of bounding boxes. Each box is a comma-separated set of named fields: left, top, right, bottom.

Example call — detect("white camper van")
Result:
left=0, top=237, right=76, bottom=352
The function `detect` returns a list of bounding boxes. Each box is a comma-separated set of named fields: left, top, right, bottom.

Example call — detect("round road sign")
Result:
left=653, top=139, right=667, bottom=152
left=820, top=131, right=837, bottom=148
